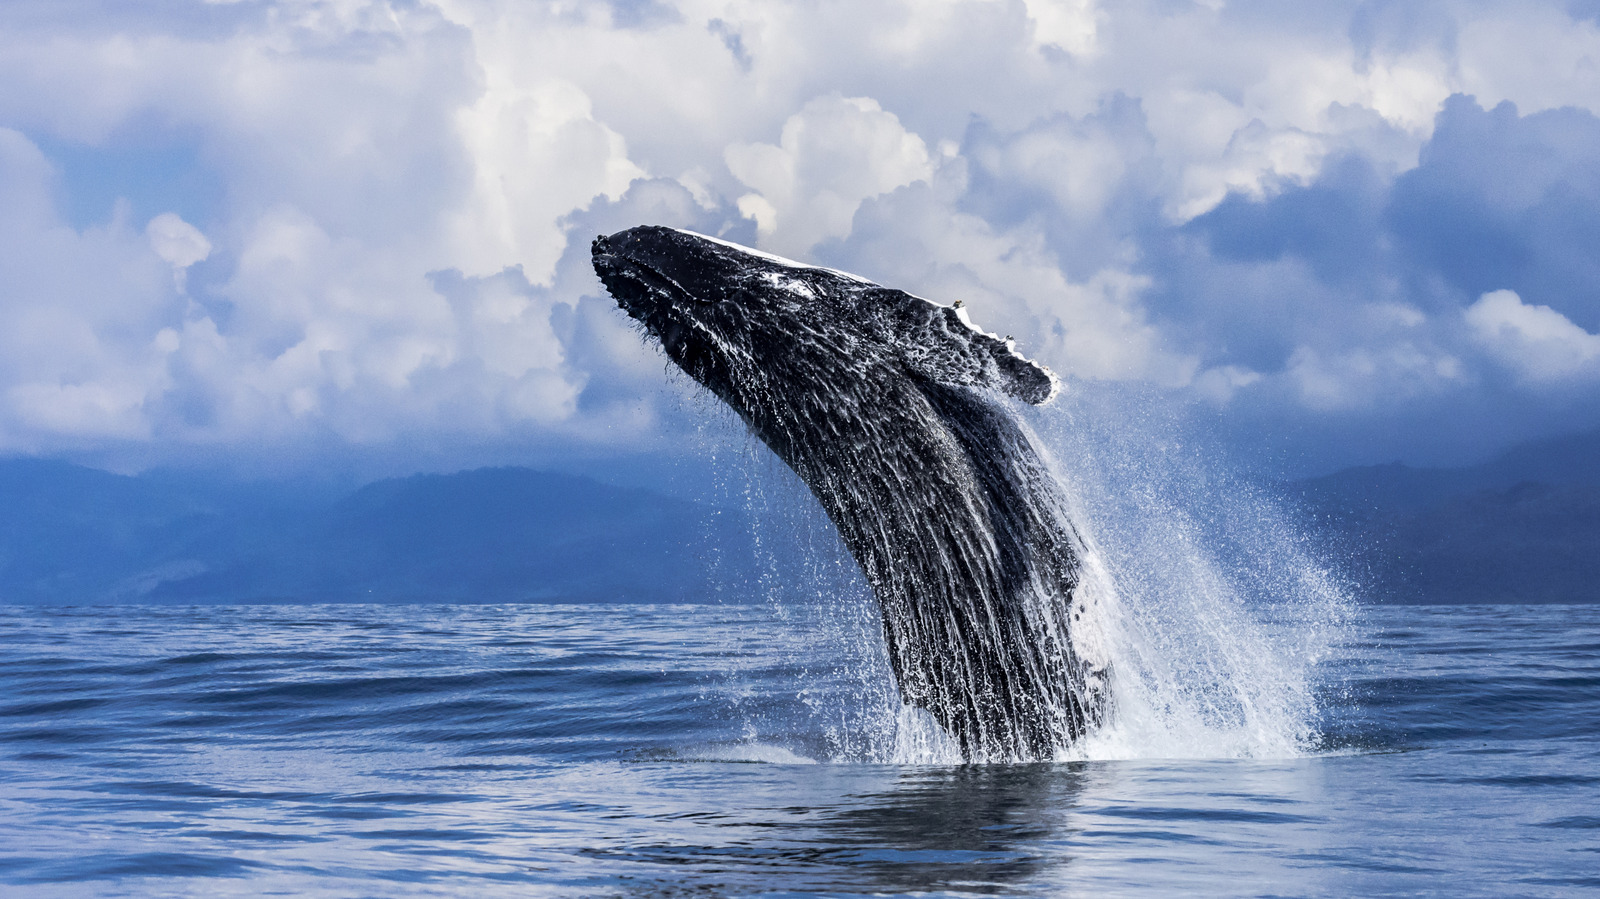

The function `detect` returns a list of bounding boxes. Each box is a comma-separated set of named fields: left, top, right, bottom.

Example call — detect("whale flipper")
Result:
left=847, top=287, right=1059, bottom=405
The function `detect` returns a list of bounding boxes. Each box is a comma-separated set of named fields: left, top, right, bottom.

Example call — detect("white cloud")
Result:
left=970, top=113, right=1131, bottom=222
left=1284, top=342, right=1464, bottom=412
left=1359, top=53, right=1455, bottom=134
left=146, top=213, right=211, bottom=292
left=1192, top=365, right=1262, bottom=405
left=831, top=173, right=1197, bottom=387
left=146, top=214, right=210, bottom=270
left=7, top=380, right=150, bottom=440
left=448, top=78, right=646, bottom=281
left=1169, top=120, right=1328, bottom=221
left=0, top=128, right=179, bottom=454
left=1466, top=289, right=1600, bottom=383
left=1023, top=0, right=1102, bottom=57
left=726, top=95, right=934, bottom=258
left=1458, top=8, right=1600, bottom=118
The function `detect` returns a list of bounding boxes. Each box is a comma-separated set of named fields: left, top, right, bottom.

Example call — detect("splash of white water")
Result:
left=699, top=382, right=1353, bottom=764
left=1028, top=386, right=1355, bottom=760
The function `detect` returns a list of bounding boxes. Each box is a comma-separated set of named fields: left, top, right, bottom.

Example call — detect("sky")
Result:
left=1, top=0, right=1598, bottom=483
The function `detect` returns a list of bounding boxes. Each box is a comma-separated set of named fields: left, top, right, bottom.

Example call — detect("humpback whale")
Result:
left=592, top=226, right=1107, bottom=761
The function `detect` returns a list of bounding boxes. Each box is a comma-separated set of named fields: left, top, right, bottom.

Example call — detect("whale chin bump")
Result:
left=592, top=225, right=1102, bottom=761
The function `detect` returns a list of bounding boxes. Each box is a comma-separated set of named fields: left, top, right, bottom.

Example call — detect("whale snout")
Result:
left=590, top=232, right=658, bottom=320
left=591, top=227, right=719, bottom=323
left=591, top=229, right=721, bottom=377
left=591, top=226, right=746, bottom=305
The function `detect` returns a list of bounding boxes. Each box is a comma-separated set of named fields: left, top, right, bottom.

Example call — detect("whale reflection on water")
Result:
left=580, top=762, right=1087, bottom=893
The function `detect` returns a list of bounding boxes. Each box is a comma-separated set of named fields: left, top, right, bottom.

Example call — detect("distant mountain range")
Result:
left=1293, top=427, right=1600, bottom=604
left=0, top=464, right=778, bottom=605
left=2, top=427, right=1596, bottom=604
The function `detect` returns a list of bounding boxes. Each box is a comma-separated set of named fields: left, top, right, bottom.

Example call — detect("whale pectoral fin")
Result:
left=859, top=288, right=1059, bottom=405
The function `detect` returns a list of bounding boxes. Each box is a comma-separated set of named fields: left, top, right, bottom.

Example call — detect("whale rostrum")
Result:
left=592, top=225, right=1107, bottom=761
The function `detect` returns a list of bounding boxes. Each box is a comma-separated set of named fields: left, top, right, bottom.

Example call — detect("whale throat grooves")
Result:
left=592, top=225, right=1107, bottom=761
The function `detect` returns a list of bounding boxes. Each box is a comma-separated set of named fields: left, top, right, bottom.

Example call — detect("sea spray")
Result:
left=1027, top=384, right=1356, bottom=760
left=692, top=423, right=918, bottom=763
left=694, top=382, right=1354, bottom=763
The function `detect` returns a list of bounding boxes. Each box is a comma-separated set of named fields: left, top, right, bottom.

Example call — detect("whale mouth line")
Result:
left=594, top=248, right=702, bottom=315
left=593, top=248, right=717, bottom=363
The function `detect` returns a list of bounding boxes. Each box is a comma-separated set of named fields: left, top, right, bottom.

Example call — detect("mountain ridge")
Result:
left=0, top=463, right=767, bottom=605
left=4, top=426, right=1597, bottom=605
left=1293, top=427, right=1600, bottom=603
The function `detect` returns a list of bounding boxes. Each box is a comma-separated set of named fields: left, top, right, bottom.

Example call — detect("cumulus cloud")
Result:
left=146, top=213, right=211, bottom=292
left=1467, top=289, right=1600, bottom=383
left=1, top=0, right=1599, bottom=475
left=824, top=169, right=1197, bottom=387
left=1159, top=93, right=1600, bottom=463
left=449, top=78, right=646, bottom=280
left=0, top=127, right=177, bottom=450
left=1283, top=341, right=1464, bottom=412
left=1022, top=0, right=1102, bottom=57
left=726, top=95, right=934, bottom=258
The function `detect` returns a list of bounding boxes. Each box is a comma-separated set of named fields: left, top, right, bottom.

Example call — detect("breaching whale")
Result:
left=592, top=225, right=1107, bottom=761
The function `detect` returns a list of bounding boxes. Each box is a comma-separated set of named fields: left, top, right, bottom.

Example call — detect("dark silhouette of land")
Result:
left=0, top=464, right=766, bottom=604
left=1296, top=427, right=1600, bottom=603
left=2, top=425, right=1596, bottom=604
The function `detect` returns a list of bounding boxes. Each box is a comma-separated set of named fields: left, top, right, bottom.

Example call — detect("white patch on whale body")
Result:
left=759, top=271, right=816, bottom=298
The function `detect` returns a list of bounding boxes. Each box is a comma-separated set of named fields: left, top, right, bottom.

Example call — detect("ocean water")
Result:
left=1, top=600, right=1597, bottom=897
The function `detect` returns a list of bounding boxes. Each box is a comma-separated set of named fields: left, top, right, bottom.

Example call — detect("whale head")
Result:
left=591, top=225, right=1058, bottom=414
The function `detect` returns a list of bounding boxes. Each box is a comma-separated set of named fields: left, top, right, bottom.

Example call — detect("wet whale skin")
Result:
left=593, top=225, right=1105, bottom=761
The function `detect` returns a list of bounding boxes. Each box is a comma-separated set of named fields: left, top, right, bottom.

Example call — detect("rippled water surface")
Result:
left=2, top=602, right=1597, bottom=897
